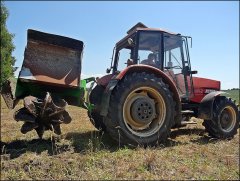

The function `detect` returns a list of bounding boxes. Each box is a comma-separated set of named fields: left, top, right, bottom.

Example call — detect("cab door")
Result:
left=163, top=34, right=193, bottom=101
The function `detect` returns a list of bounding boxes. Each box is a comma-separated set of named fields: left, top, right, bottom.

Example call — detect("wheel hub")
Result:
left=218, top=105, right=237, bottom=132
left=220, top=110, right=232, bottom=129
left=130, top=97, right=156, bottom=124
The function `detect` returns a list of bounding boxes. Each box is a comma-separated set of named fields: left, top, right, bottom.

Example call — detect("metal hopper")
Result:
left=19, top=29, right=83, bottom=87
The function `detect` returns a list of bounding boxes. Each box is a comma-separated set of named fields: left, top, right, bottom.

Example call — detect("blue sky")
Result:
left=5, top=1, right=239, bottom=89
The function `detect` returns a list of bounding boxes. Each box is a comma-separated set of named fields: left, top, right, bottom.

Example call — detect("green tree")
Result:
left=0, top=1, right=16, bottom=89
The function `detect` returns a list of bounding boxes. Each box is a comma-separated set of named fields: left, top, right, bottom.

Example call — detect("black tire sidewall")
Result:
left=88, top=85, right=106, bottom=131
left=89, top=85, right=105, bottom=112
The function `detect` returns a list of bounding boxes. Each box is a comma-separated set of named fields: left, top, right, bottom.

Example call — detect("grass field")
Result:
left=223, top=89, right=240, bottom=104
left=1, top=91, right=239, bottom=180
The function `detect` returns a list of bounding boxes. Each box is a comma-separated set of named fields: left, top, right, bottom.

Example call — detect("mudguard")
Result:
left=100, top=79, right=119, bottom=116
left=198, top=91, right=227, bottom=120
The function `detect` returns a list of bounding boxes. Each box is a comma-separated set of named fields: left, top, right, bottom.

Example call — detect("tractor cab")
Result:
left=108, top=23, right=195, bottom=102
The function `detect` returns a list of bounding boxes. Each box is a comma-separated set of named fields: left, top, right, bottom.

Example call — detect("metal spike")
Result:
left=41, top=92, right=52, bottom=117
left=59, top=111, right=72, bottom=124
left=52, top=123, right=61, bottom=135
left=48, top=124, right=53, bottom=131
left=14, top=108, right=36, bottom=123
left=23, top=96, right=38, bottom=116
left=51, top=119, right=63, bottom=124
left=35, top=125, right=45, bottom=139
left=21, top=122, right=38, bottom=134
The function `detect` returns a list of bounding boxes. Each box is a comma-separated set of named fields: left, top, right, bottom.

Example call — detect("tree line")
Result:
left=1, top=1, right=16, bottom=90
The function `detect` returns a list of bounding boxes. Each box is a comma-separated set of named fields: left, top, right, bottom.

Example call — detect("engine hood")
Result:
left=192, top=77, right=220, bottom=90
left=190, top=76, right=221, bottom=103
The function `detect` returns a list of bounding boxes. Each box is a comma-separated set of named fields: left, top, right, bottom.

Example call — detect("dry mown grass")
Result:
left=1, top=99, right=239, bottom=180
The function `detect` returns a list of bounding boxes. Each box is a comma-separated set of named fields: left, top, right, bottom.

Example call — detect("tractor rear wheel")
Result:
left=203, top=96, right=239, bottom=139
left=105, top=72, right=175, bottom=146
left=88, top=85, right=106, bottom=131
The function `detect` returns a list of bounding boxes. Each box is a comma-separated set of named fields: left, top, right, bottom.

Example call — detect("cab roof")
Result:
left=116, top=22, right=180, bottom=47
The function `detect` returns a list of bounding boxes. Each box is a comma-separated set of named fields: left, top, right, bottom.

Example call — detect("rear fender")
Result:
left=100, top=65, right=181, bottom=125
left=96, top=74, right=114, bottom=87
left=100, top=79, right=119, bottom=116
left=198, top=91, right=227, bottom=120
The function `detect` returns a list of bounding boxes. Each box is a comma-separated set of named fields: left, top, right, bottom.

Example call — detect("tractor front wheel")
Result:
left=105, top=72, right=175, bottom=146
left=203, top=96, right=239, bottom=139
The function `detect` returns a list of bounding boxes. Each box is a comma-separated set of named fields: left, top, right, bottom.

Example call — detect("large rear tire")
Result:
left=203, top=96, right=239, bottom=139
left=105, top=72, right=175, bottom=146
left=88, top=85, right=106, bottom=131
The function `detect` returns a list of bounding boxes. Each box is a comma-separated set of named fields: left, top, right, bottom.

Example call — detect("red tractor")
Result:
left=88, top=22, right=239, bottom=145
left=2, top=23, right=239, bottom=146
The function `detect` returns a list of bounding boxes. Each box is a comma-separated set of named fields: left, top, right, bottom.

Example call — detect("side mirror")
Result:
left=182, top=66, right=198, bottom=75
left=127, top=38, right=135, bottom=46
left=106, top=68, right=111, bottom=74
left=190, top=70, right=198, bottom=74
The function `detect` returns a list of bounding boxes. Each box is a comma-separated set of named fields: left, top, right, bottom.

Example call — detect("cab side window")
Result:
left=117, top=48, right=132, bottom=71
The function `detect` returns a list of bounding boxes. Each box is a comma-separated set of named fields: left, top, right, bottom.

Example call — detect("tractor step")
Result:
left=181, top=110, right=194, bottom=114
left=181, top=120, right=197, bottom=125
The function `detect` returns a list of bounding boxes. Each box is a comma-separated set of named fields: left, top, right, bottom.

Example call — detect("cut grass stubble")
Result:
left=1, top=95, right=239, bottom=180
